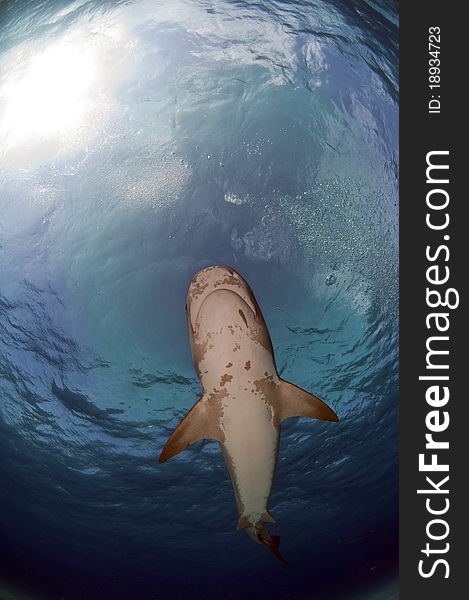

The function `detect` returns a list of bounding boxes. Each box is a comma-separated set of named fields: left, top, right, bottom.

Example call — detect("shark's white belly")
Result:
left=195, top=288, right=280, bottom=524
left=221, top=392, right=279, bottom=523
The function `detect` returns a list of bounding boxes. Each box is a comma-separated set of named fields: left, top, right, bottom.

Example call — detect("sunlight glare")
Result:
left=0, top=42, right=97, bottom=146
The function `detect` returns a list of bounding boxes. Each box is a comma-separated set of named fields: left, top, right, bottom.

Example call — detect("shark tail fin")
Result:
left=277, top=379, right=338, bottom=425
left=263, top=534, right=288, bottom=566
left=159, top=396, right=223, bottom=463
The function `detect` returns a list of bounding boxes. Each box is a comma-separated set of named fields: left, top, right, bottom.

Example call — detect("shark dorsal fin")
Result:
left=276, top=379, right=338, bottom=425
left=159, top=397, right=223, bottom=463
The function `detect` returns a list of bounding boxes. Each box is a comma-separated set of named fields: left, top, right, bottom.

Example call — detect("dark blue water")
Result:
left=0, top=1, right=398, bottom=598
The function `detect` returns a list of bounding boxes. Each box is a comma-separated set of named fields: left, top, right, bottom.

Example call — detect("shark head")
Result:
left=186, top=265, right=257, bottom=332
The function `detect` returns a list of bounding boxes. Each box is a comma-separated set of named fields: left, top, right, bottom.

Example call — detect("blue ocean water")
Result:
left=0, top=1, right=398, bottom=599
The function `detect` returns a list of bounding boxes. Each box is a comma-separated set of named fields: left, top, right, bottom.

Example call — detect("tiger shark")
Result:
left=159, top=265, right=338, bottom=563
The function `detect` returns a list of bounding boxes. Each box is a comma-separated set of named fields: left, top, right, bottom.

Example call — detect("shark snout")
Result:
left=187, top=265, right=257, bottom=331
left=189, top=265, right=239, bottom=289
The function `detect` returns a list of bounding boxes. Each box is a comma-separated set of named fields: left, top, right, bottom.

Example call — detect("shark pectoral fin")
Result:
left=277, top=380, right=338, bottom=424
left=159, top=397, right=223, bottom=463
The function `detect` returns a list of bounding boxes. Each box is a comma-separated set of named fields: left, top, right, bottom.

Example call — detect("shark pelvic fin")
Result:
left=277, top=379, right=338, bottom=424
left=260, top=511, right=276, bottom=524
left=236, top=515, right=251, bottom=531
left=236, top=511, right=276, bottom=531
left=159, top=397, right=223, bottom=463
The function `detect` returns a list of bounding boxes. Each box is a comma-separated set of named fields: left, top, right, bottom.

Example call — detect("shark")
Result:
left=159, top=265, right=338, bottom=563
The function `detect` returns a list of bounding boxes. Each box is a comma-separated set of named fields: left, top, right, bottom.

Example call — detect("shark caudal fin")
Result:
left=237, top=517, right=287, bottom=565
left=159, top=396, right=223, bottom=463
left=256, top=527, right=288, bottom=566
left=276, top=379, right=338, bottom=424
left=265, top=534, right=288, bottom=566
